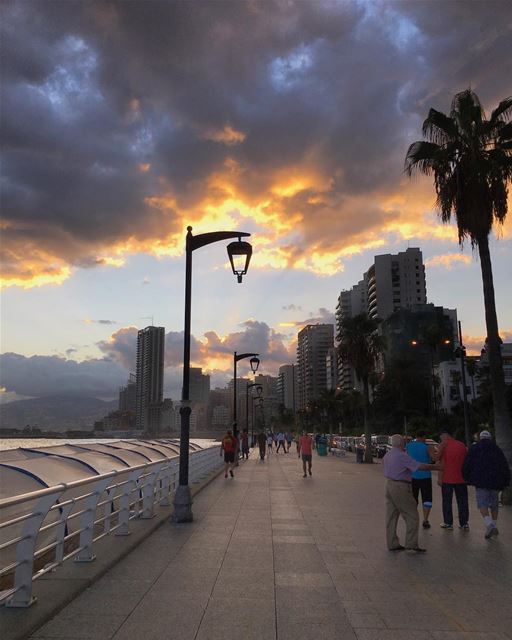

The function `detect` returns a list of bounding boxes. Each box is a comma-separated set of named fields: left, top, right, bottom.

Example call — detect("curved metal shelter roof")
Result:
left=0, top=439, right=212, bottom=502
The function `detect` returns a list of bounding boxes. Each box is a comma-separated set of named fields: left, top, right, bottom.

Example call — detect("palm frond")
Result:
left=404, top=141, right=442, bottom=176
left=422, top=108, right=458, bottom=144
left=451, top=89, right=483, bottom=138
left=490, top=97, right=512, bottom=124
left=498, top=121, right=512, bottom=142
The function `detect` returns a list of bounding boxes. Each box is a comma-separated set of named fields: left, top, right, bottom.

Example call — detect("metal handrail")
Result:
left=0, top=444, right=223, bottom=608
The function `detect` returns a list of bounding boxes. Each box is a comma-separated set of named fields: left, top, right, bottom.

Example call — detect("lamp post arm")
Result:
left=189, top=229, right=250, bottom=252
left=235, top=352, right=259, bottom=362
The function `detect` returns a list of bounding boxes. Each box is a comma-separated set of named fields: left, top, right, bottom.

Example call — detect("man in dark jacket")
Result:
left=462, top=430, right=511, bottom=539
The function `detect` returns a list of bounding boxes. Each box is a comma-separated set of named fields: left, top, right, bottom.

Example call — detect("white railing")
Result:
left=0, top=445, right=223, bottom=608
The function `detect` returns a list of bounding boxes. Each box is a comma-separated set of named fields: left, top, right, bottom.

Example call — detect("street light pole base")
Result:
left=173, top=485, right=193, bottom=523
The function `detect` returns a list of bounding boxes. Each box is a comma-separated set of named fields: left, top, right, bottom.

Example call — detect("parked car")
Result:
left=371, top=435, right=388, bottom=458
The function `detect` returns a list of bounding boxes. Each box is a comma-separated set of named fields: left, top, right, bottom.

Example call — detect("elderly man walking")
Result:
left=462, top=430, right=511, bottom=539
left=383, top=434, right=437, bottom=553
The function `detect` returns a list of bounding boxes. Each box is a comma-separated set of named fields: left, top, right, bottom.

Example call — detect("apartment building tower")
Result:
left=189, top=367, right=210, bottom=404
left=297, top=324, right=334, bottom=411
left=367, top=248, right=427, bottom=320
left=135, top=326, right=165, bottom=432
left=277, top=364, right=297, bottom=412
left=336, top=248, right=427, bottom=390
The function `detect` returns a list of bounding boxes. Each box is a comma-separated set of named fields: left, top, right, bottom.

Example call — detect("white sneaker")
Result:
left=484, top=524, right=494, bottom=539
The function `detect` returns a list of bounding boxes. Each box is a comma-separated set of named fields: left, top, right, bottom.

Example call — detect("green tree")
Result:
left=373, top=355, right=431, bottom=432
left=318, top=389, right=342, bottom=433
left=405, top=89, right=512, bottom=476
left=338, top=314, right=385, bottom=462
left=337, top=389, right=364, bottom=433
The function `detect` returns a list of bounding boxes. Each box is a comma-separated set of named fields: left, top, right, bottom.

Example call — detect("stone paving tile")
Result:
left=272, top=522, right=309, bottom=530
left=333, top=585, right=371, bottom=602
left=380, top=612, right=458, bottom=631
left=212, top=567, right=275, bottom=600
left=112, top=613, right=203, bottom=640
left=275, top=572, right=333, bottom=587
left=355, top=631, right=433, bottom=640
left=277, top=621, right=357, bottom=640
left=152, top=565, right=220, bottom=593
left=130, top=592, right=210, bottom=617
left=430, top=633, right=510, bottom=640
left=32, top=614, right=126, bottom=639
left=196, top=597, right=276, bottom=640
left=56, top=588, right=145, bottom=617
left=272, top=534, right=315, bottom=544
left=276, top=584, right=340, bottom=605
left=346, top=612, right=387, bottom=629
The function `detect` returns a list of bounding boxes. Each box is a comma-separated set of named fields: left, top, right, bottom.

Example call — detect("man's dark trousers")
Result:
left=441, top=483, right=469, bottom=526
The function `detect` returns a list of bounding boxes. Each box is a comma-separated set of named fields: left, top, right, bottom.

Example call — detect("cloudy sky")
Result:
left=1, top=0, right=511, bottom=402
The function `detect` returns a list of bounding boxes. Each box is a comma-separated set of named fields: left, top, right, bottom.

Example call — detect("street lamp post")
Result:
left=232, top=352, right=259, bottom=439
left=455, top=320, right=471, bottom=446
left=174, top=226, right=253, bottom=523
left=252, top=395, right=264, bottom=435
left=246, top=383, right=263, bottom=443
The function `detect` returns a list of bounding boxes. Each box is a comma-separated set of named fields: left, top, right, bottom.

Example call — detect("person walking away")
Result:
left=383, top=434, right=438, bottom=553
left=462, top=429, right=511, bottom=539
left=241, top=429, right=250, bottom=460
left=298, top=432, right=313, bottom=477
left=257, top=431, right=266, bottom=460
left=406, top=431, right=435, bottom=529
left=436, top=429, right=469, bottom=530
left=276, top=431, right=287, bottom=453
left=267, top=433, right=273, bottom=455
left=286, top=431, right=293, bottom=452
left=221, top=430, right=238, bottom=478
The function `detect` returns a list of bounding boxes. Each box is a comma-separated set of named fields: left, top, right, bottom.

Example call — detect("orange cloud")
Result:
left=462, top=330, right=512, bottom=356
left=202, top=124, right=246, bottom=145
left=3, top=159, right=511, bottom=289
left=425, top=253, right=472, bottom=269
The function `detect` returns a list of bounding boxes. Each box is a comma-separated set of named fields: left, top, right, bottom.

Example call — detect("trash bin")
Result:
left=317, top=436, right=328, bottom=456
left=356, top=446, right=364, bottom=463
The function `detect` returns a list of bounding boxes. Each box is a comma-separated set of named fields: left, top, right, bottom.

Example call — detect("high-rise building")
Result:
left=208, top=388, right=232, bottom=429
left=367, top=248, right=427, bottom=320
left=325, top=348, right=338, bottom=391
left=277, top=364, right=297, bottom=412
left=135, top=326, right=165, bottom=432
left=336, top=248, right=427, bottom=390
left=189, top=367, right=210, bottom=404
left=118, top=373, right=136, bottom=412
left=253, top=374, right=279, bottom=429
left=297, top=324, right=334, bottom=410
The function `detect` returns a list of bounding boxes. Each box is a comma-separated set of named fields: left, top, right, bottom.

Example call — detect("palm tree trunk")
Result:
left=478, top=236, right=512, bottom=487
left=363, top=379, right=373, bottom=463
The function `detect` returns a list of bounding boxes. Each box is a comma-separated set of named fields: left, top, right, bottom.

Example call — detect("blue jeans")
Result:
left=441, top=483, right=469, bottom=526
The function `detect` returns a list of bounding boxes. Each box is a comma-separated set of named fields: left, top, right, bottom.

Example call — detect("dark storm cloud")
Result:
left=285, top=307, right=335, bottom=328
left=0, top=319, right=295, bottom=399
left=98, top=322, right=294, bottom=373
left=2, top=0, right=511, bottom=283
left=0, top=352, right=127, bottom=398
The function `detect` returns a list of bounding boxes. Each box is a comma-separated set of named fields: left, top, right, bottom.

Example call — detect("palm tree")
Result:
left=338, top=314, right=385, bottom=462
left=405, top=89, right=512, bottom=476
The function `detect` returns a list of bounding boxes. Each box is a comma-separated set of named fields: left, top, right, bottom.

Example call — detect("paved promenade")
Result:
left=31, top=449, right=512, bottom=640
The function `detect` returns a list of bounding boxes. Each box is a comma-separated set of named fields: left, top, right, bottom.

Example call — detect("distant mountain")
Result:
left=0, top=395, right=118, bottom=431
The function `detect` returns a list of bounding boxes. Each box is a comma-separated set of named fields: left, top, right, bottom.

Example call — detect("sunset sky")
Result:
left=1, top=0, right=511, bottom=402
